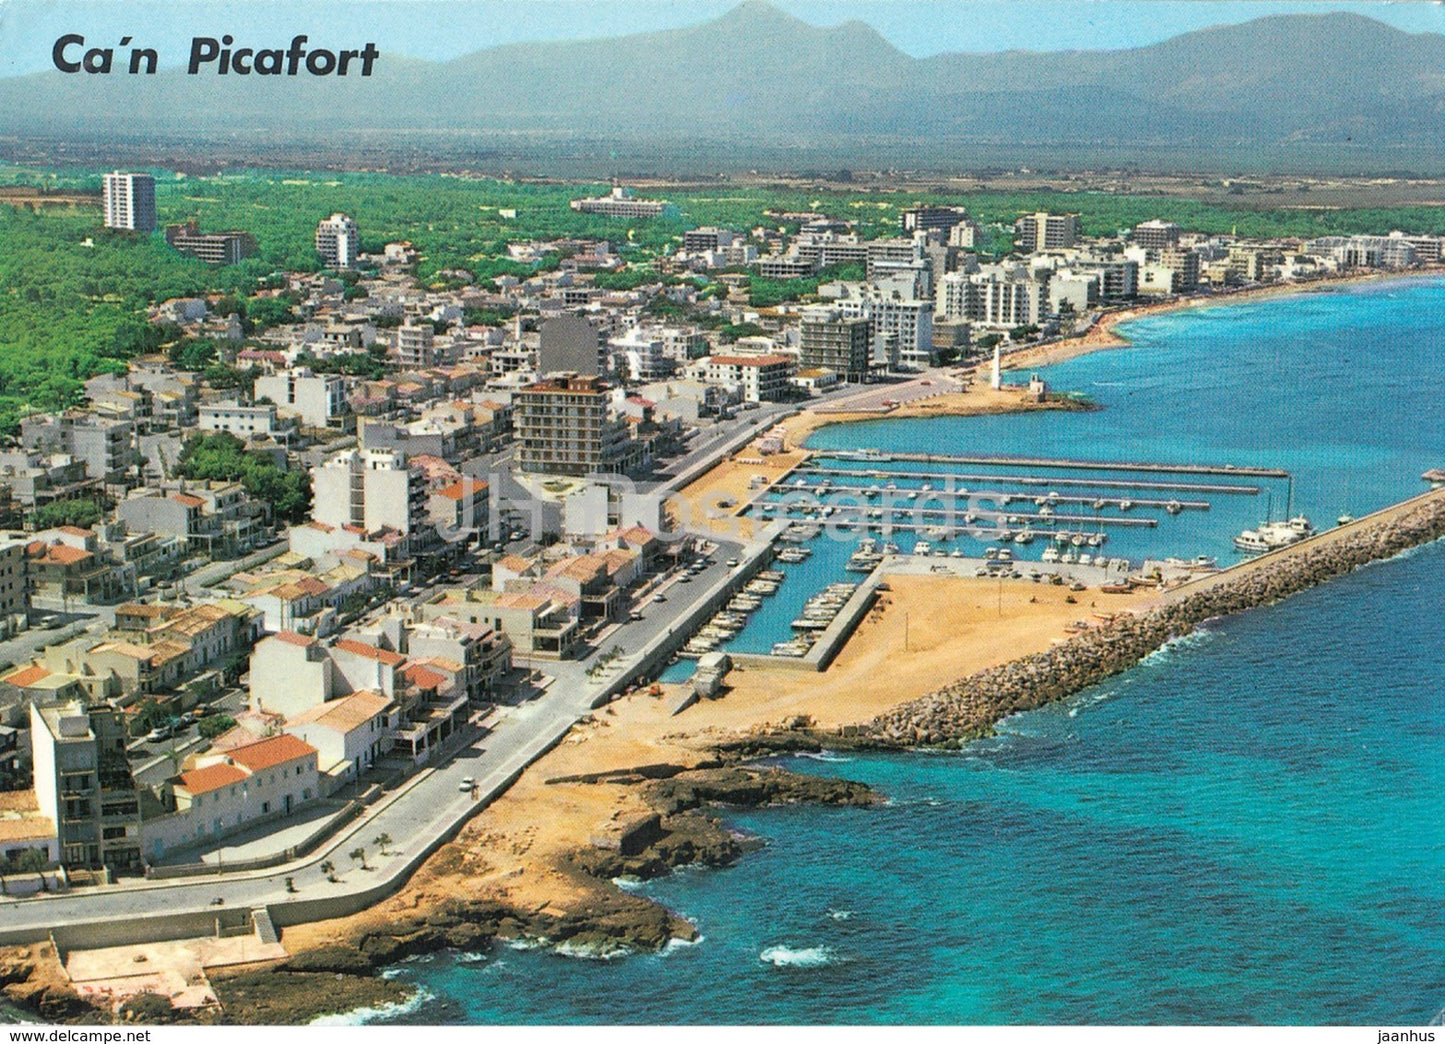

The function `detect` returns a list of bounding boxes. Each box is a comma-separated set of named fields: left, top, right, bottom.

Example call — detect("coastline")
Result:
left=10, top=266, right=1445, bottom=1025
left=1000, top=265, right=1445, bottom=373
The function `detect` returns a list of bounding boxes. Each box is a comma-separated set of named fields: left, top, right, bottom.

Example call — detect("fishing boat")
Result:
left=913, top=541, right=932, bottom=556
left=1119, top=499, right=1134, bottom=511
left=1041, top=546, right=1060, bottom=563
left=1014, top=527, right=1035, bottom=545
left=1165, top=499, right=1183, bottom=515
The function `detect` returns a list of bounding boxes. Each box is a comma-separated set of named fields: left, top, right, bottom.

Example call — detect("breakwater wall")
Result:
left=860, top=488, right=1445, bottom=747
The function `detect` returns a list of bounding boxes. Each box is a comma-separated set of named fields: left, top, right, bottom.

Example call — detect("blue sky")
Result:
left=0, top=0, right=1440, bottom=75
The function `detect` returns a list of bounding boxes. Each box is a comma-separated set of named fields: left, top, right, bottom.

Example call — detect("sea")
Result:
left=370, top=276, right=1445, bottom=1025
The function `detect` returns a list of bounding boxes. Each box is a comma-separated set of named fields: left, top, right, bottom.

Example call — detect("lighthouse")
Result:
left=990, top=341, right=1002, bottom=390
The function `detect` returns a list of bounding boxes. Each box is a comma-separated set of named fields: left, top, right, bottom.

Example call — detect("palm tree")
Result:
left=320, top=859, right=336, bottom=882
left=349, top=846, right=368, bottom=871
left=373, top=833, right=393, bottom=856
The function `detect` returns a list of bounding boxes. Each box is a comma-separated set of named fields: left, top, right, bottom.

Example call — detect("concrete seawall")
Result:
left=861, top=486, right=1445, bottom=747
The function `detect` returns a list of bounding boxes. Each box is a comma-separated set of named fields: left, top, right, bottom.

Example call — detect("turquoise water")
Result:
left=378, top=277, right=1445, bottom=1024
left=700, top=277, right=1445, bottom=659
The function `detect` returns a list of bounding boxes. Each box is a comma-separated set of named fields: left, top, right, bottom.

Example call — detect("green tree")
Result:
left=32, top=498, right=102, bottom=530
left=198, top=714, right=237, bottom=740
left=349, top=846, right=368, bottom=871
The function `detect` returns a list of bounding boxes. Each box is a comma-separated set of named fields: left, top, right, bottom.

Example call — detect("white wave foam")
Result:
left=795, top=751, right=854, bottom=763
left=554, top=939, right=632, bottom=961
left=827, top=908, right=853, bottom=921
left=311, top=985, right=435, bottom=1025
left=759, top=944, right=837, bottom=968
left=662, top=934, right=705, bottom=954
left=455, top=951, right=488, bottom=964
left=1068, top=690, right=1117, bottom=717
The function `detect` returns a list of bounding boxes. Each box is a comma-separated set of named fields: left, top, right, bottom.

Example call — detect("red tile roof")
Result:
left=172, top=494, right=205, bottom=508
left=176, top=762, right=248, bottom=796
left=403, top=664, right=448, bottom=691
left=41, top=545, right=93, bottom=566
left=228, top=734, right=316, bottom=772
left=3, top=664, right=51, bottom=688
left=435, top=479, right=488, bottom=501
left=270, top=630, right=316, bottom=648
left=332, top=638, right=406, bottom=666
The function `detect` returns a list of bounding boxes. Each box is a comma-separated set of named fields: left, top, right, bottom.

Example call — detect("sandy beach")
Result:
left=1002, top=265, right=1445, bottom=372
left=281, top=570, right=1160, bottom=957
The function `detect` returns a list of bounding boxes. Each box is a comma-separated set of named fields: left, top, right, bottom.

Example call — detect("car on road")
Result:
left=145, top=723, right=175, bottom=743
left=725, top=558, right=740, bottom=567
left=38, top=615, right=61, bottom=629
left=652, top=593, right=667, bottom=603
left=629, top=610, right=645, bottom=621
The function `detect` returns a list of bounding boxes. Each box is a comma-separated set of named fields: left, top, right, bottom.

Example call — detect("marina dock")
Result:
left=828, top=450, right=1290, bottom=478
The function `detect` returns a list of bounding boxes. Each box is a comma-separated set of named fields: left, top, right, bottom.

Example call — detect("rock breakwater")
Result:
left=863, top=491, right=1445, bottom=748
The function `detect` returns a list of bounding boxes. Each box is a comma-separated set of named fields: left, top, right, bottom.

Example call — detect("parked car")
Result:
left=145, top=723, right=174, bottom=743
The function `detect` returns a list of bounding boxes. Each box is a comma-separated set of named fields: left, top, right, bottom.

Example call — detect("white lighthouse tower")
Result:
left=990, top=341, right=1002, bottom=390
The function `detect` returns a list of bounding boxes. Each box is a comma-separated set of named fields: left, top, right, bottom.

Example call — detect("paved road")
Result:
left=0, top=531, right=756, bottom=941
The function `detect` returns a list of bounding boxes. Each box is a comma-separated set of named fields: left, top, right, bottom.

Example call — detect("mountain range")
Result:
left=2, top=2, right=1442, bottom=172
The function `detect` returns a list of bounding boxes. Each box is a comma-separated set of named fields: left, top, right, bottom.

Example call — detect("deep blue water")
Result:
left=376, top=277, right=1445, bottom=1024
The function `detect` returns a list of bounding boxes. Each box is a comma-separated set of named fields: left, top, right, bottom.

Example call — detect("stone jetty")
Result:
left=862, top=490, right=1445, bottom=748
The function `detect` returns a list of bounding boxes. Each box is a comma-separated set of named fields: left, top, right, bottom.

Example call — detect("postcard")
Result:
left=0, top=0, right=1441, bottom=1031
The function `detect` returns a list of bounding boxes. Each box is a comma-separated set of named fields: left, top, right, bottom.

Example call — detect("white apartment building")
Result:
left=829, top=286, right=936, bottom=370
left=198, top=401, right=299, bottom=443
left=696, top=354, right=793, bottom=402
left=315, top=213, right=360, bottom=268
left=939, top=269, right=1047, bottom=328
left=103, top=171, right=156, bottom=233
left=311, top=447, right=426, bottom=536
left=254, top=367, right=348, bottom=428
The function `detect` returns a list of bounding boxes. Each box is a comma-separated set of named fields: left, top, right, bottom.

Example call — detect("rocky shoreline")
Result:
left=32, top=764, right=875, bottom=1025
left=855, top=491, right=1445, bottom=748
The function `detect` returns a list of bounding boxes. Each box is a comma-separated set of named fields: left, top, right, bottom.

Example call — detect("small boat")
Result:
left=1041, top=546, right=1060, bottom=563
left=1078, top=553, right=1092, bottom=566
left=1337, top=513, right=1354, bottom=526
left=1071, top=534, right=1086, bottom=547
left=913, top=541, right=932, bottom=556
left=950, top=548, right=965, bottom=558
left=1165, top=500, right=1183, bottom=515
left=882, top=541, right=901, bottom=555
left=1014, top=528, right=1035, bottom=545
left=1119, top=499, right=1134, bottom=511
left=1087, top=532, right=1105, bottom=547
left=1092, top=498, right=1106, bottom=510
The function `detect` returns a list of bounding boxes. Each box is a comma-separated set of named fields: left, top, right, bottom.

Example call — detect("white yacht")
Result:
left=1234, top=516, right=1314, bottom=554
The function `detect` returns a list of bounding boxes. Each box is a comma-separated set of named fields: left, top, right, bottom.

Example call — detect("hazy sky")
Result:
left=1, top=0, right=1440, bottom=75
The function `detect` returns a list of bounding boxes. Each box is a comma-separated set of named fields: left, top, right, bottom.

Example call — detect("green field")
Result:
left=2, top=165, right=1442, bottom=435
